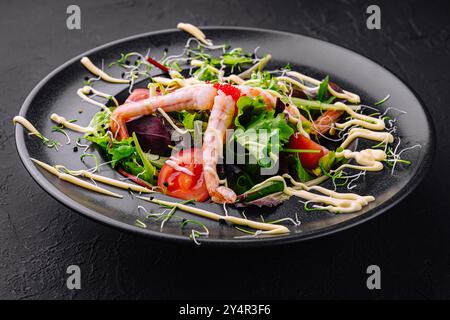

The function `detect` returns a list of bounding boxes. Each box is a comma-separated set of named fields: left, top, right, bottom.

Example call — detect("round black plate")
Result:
left=15, top=27, right=434, bottom=246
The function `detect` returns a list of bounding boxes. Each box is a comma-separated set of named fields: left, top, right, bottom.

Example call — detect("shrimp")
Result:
left=311, top=110, right=344, bottom=135
left=238, top=85, right=277, bottom=109
left=201, top=85, right=277, bottom=203
left=202, top=91, right=238, bottom=204
left=110, top=84, right=217, bottom=139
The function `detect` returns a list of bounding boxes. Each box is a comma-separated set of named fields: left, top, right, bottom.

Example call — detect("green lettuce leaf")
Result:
left=233, top=96, right=294, bottom=167
left=107, top=138, right=135, bottom=167
left=237, top=179, right=286, bottom=204
left=234, top=96, right=266, bottom=129
left=86, top=109, right=111, bottom=137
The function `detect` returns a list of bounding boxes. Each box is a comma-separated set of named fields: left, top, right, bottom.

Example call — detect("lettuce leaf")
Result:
left=107, top=138, right=135, bottom=167
left=236, top=178, right=288, bottom=206
left=234, top=96, right=266, bottom=129
left=233, top=96, right=294, bottom=167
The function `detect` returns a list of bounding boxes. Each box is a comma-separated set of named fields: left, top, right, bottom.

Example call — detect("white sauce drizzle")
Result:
left=177, top=23, right=212, bottom=46
left=138, top=196, right=289, bottom=235
left=13, top=116, right=41, bottom=137
left=77, top=86, right=116, bottom=111
left=50, top=113, right=94, bottom=134
left=334, top=149, right=387, bottom=172
left=330, top=102, right=385, bottom=131
left=191, top=59, right=220, bottom=74
left=56, top=166, right=153, bottom=193
left=80, top=57, right=130, bottom=84
left=284, top=105, right=310, bottom=138
left=277, top=76, right=316, bottom=94
left=31, top=158, right=123, bottom=198
left=252, top=175, right=374, bottom=213
left=169, top=69, right=184, bottom=79
left=156, top=108, right=189, bottom=135
left=286, top=71, right=361, bottom=103
left=224, top=74, right=245, bottom=85
left=340, top=128, right=394, bottom=149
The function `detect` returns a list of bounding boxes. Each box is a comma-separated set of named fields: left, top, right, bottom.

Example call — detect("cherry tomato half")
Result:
left=287, top=133, right=328, bottom=170
left=157, top=148, right=209, bottom=202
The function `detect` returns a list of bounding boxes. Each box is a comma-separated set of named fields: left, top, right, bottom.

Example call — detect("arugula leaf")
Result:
left=317, top=75, right=330, bottom=102
left=132, top=132, right=156, bottom=183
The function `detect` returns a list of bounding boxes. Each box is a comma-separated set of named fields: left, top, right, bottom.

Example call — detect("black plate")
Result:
left=15, top=27, right=434, bottom=246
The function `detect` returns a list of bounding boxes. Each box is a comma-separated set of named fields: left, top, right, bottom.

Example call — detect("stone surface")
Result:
left=0, top=0, right=449, bottom=299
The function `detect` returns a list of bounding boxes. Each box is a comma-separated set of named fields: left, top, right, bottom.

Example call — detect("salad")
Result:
left=14, top=23, right=419, bottom=240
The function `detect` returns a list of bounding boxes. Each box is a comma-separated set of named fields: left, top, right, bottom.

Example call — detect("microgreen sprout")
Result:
left=80, top=153, right=100, bottom=171
left=235, top=226, right=256, bottom=235
left=137, top=199, right=209, bottom=244
left=51, top=124, right=71, bottom=144
left=374, top=94, right=391, bottom=106
left=30, top=132, right=61, bottom=150
left=383, top=141, right=421, bottom=174
left=181, top=219, right=210, bottom=245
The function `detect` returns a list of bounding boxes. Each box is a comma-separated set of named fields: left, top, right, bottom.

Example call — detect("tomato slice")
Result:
left=126, top=88, right=150, bottom=103
left=287, top=133, right=328, bottom=170
left=157, top=148, right=209, bottom=202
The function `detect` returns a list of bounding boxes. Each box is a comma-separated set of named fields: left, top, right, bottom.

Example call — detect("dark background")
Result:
left=1, top=0, right=449, bottom=299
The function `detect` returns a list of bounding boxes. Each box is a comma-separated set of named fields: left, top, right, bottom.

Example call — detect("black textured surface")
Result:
left=1, top=0, right=449, bottom=299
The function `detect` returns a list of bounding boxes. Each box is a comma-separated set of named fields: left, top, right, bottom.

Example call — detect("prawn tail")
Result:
left=211, top=186, right=237, bottom=204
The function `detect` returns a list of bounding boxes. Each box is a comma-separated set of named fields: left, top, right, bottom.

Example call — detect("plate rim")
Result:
left=14, top=26, right=435, bottom=246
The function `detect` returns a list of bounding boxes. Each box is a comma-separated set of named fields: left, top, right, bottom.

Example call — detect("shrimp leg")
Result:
left=202, top=91, right=237, bottom=204
left=110, top=84, right=217, bottom=139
